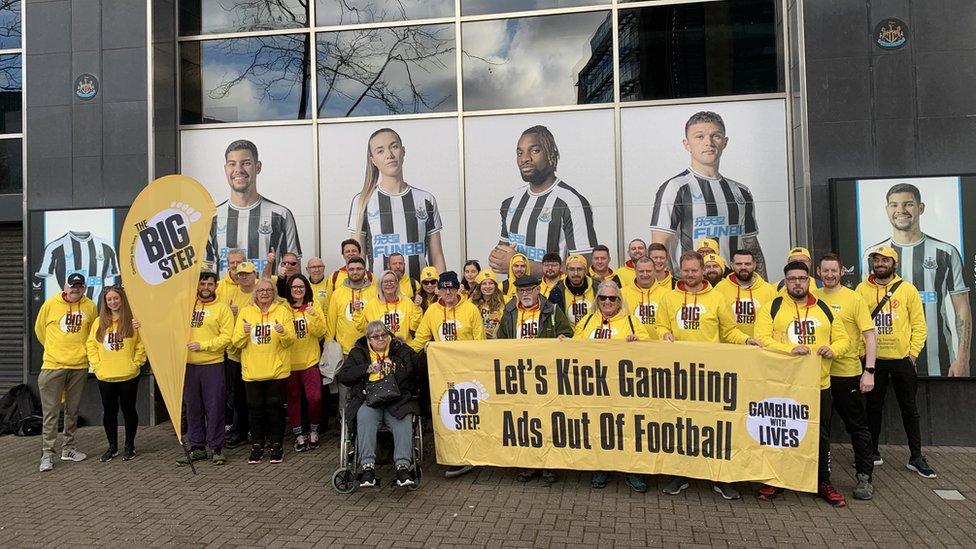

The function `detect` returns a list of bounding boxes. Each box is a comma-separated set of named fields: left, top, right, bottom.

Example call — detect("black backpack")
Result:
left=0, top=384, right=43, bottom=436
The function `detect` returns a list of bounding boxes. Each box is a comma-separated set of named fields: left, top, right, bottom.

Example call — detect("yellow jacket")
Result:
left=188, top=300, right=234, bottom=365
left=355, top=297, right=422, bottom=344
left=574, top=310, right=653, bottom=340
left=34, top=293, right=98, bottom=369
left=86, top=320, right=146, bottom=382
left=620, top=281, right=668, bottom=339
left=410, top=297, right=486, bottom=352
left=502, top=253, right=530, bottom=301
left=290, top=303, right=327, bottom=371
left=754, top=294, right=850, bottom=388
left=232, top=301, right=296, bottom=381
left=325, top=281, right=375, bottom=354
left=855, top=275, right=927, bottom=360
left=616, top=261, right=637, bottom=289
left=655, top=281, right=749, bottom=344
left=714, top=273, right=779, bottom=337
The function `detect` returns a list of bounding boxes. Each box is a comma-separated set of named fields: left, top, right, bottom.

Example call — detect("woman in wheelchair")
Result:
left=338, top=321, right=420, bottom=488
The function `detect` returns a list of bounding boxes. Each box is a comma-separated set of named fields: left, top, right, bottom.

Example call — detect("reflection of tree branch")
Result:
left=0, top=0, right=22, bottom=43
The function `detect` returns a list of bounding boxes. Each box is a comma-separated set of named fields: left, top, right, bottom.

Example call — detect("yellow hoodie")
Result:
left=218, top=283, right=254, bottom=361
left=188, top=299, right=234, bottom=365
left=502, top=253, right=530, bottom=301
left=616, top=260, right=637, bottom=288
left=325, top=279, right=376, bottom=354
left=232, top=301, right=296, bottom=381
left=714, top=273, right=778, bottom=337
left=356, top=297, right=422, bottom=344
left=290, top=303, right=327, bottom=371
left=855, top=275, right=926, bottom=360
left=754, top=294, right=850, bottom=389
left=410, top=296, right=486, bottom=352
left=309, top=277, right=330, bottom=305
left=574, top=310, right=653, bottom=340
left=655, top=281, right=750, bottom=344
left=86, top=320, right=147, bottom=382
left=620, top=280, right=669, bottom=339
left=34, top=293, right=98, bottom=369
left=215, top=272, right=239, bottom=302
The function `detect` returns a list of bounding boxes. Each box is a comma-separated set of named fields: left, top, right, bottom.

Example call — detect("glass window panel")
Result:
left=179, top=0, right=308, bottom=36
left=316, top=24, right=456, bottom=117
left=462, top=11, right=611, bottom=111
left=0, top=0, right=21, bottom=49
left=180, top=35, right=312, bottom=124
left=461, top=0, right=603, bottom=17
left=0, top=53, right=20, bottom=133
left=619, top=0, right=781, bottom=101
left=316, top=0, right=453, bottom=26
left=0, top=138, right=21, bottom=194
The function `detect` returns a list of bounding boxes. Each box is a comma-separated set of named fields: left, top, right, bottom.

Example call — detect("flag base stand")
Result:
left=181, top=440, right=198, bottom=475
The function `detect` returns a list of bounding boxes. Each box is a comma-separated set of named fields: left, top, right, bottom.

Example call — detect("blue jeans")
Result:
left=356, top=405, right=413, bottom=468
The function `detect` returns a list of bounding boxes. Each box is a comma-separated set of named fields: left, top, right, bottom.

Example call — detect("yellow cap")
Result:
left=868, top=245, right=899, bottom=262
left=787, top=246, right=811, bottom=261
left=420, top=266, right=439, bottom=282
left=236, top=261, right=256, bottom=274
left=565, top=254, right=588, bottom=268
left=474, top=270, right=497, bottom=285
left=703, top=253, right=725, bottom=271
left=695, top=238, right=719, bottom=253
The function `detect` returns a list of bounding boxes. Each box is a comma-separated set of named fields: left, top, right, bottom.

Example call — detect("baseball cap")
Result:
left=474, top=270, right=497, bottom=285
left=695, top=238, right=719, bottom=253
left=565, top=254, right=588, bottom=268
left=868, top=245, right=899, bottom=262
left=514, top=275, right=541, bottom=288
left=420, top=266, right=439, bottom=282
left=787, top=246, right=811, bottom=261
left=437, top=271, right=460, bottom=290
left=236, top=261, right=256, bottom=274
left=703, top=253, right=725, bottom=271
left=66, top=273, right=86, bottom=287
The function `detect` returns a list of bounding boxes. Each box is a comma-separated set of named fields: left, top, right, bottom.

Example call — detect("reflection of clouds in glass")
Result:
left=462, top=12, right=609, bottom=111
left=0, top=53, right=21, bottom=90
left=0, top=0, right=21, bottom=49
left=200, top=35, right=310, bottom=122
left=316, top=0, right=453, bottom=26
left=317, top=24, right=455, bottom=117
left=187, top=0, right=307, bottom=34
left=461, top=0, right=600, bottom=16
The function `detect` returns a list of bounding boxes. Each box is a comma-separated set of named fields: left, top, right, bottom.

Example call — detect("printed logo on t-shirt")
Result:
left=60, top=312, right=85, bottom=334
left=253, top=323, right=273, bottom=345
left=104, top=332, right=125, bottom=352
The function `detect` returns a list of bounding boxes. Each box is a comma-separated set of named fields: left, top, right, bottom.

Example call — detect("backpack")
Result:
left=0, top=384, right=43, bottom=436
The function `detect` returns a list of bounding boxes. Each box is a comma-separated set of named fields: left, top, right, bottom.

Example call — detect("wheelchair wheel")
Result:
left=409, top=463, right=422, bottom=491
left=332, top=467, right=357, bottom=494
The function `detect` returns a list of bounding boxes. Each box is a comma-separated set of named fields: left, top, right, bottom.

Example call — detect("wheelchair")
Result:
left=331, top=410, right=424, bottom=493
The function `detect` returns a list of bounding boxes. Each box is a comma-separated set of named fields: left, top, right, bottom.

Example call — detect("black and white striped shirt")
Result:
left=207, top=196, right=302, bottom=277
left=649, top=169, right=759, bottom=267
left=347, top=185, right=443, bottom=281
left=498, top=179, right=598, bottom=262
left=865, top=235, right=969, bottom=376
left=35, top=231, right=119, bottom=300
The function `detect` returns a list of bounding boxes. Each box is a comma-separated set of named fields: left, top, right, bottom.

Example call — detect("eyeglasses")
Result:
left=281, top=261, right=298, bottom=266
left=382, top=280, right=397, bottom=285
left=368, top=334, right=389, bottom=341
left=256, top=288, right=275, bottom=293
left=422, top=280, right=437, bottom=285
left=290, top=286, right=306, bottom=291
left=308, top=265, right=324, bottom=269
left=786, top=276, right=810, bottom=283
left=597, top=295, right=619, bottom=302
left=515, top=286, right=538, bottom=294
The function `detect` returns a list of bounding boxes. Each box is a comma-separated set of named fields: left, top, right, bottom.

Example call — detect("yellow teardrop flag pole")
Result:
left=119, top=175, right=216, bottom=470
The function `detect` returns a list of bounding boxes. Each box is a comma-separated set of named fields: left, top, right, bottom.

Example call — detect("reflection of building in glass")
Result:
left=575, top=14, right=613, bottom=104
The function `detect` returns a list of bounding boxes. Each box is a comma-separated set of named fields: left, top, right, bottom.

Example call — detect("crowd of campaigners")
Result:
left=33, top=235, right=937, bottom=502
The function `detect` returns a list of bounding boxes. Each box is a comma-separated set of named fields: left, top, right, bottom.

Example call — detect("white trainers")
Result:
left=60, top=448, right=87, bottom=462
left=39, top=455, right=54, bottom=472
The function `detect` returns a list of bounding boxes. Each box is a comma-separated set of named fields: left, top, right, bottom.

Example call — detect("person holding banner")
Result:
left=620, top=257, right=668, bottom=338
left=550, top=254, right=596, bottom=326
left=657, top=251, right=758, bottom=500
left=715, top=249, right=778, bottom=337
left=35, top=273, right=98, bottom=472
left=338, top=321, right=421, bottom=489
left=179, top=272, right=234, bottom=467
left=856, top=246, right=935, bottom=479
left=357, top=270, right=422, bottom=344
left=615, top=239, right=646, bottom=289
left=755, top=260, right=851, bottom=506
left=233, top=278, right=297, bottom=464
left=86, top=286, right=146, bottom=463
left=286, top=274, right=327, bottom=453
left=470, top=270, right=506, bottom=339
left=574, top=280, right=652, bottom=492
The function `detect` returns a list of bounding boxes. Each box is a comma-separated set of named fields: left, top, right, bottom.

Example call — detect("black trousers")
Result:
left=866, top=357, right=922, bottom=459
left=225, top=357, right=249, bottom=438
left=830, top=375, right=874, bottom=478
left=818, top=388, right=831, bottom=484
left=97, top=377, right=140, bottom=450
left=244, top=378, right=286, bottom=446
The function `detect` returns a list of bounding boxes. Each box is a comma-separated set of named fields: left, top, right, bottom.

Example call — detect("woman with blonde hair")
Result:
left=469, top=270, right=506, bottom=339
left=348, top=127, right=446, bottom=280
left=86, top=286, right=146, bottom=462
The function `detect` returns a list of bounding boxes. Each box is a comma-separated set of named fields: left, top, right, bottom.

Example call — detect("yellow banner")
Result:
left=428, top=340, right=821, bottom=492
left=119, top=175, right=216, bottom=440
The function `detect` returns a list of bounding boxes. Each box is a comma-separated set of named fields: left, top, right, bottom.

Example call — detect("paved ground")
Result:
left=1, top=424, right=975, bottom=548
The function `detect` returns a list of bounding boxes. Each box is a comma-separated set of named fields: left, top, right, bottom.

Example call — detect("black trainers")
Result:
left=177, top=447, right=208, bottom=466
left=396, top=464, right=415, bottom=487
left=247, top=444, right=264, bottom=464
left=358, top=465, right=377, bottom=487
left=225, top=433, right=245, bottom=449
left=268, top=443, right=284, bottom=464
left=121, top=446, right=136, bottom=461
left=99, top=447, right=118, bottom=463
left=906, top=456, right=936, bottom=478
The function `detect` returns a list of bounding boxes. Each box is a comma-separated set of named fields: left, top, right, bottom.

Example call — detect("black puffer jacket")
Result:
left=338, top=336, right=420, bottom=421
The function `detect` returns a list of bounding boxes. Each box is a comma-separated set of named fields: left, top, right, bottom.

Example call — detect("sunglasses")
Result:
left=281, top=261, right=298, bottom=266
left=597, top=295, right=619, bottom=302
left=422, top=280, right=437, bottom=285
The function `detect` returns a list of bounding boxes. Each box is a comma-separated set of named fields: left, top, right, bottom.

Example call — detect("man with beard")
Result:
left=549, top=254, right=596, bottom=326
left=323, top=239, right=374, bottom=309
left=488, top=125, right=599, bottom=276
left=754, top=261, right=850, bottom=506
left=620, top=257, right=667, bottom=338
left=715, top=249, right=777, bottom=337
left=647, top=243, right=675, bottom=289
left=616, top=239, right=646, bottom=288
left=539, top=252, right=565, bottom=301
left=856, top=246, right=935, bottom=478
left=776, top=247, right=824, bottom=297
left=702, top=253, right=726, bottom=288
left=325, top=256, right=375, bottom=358
left=388, top=252, right=420, bottom=299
